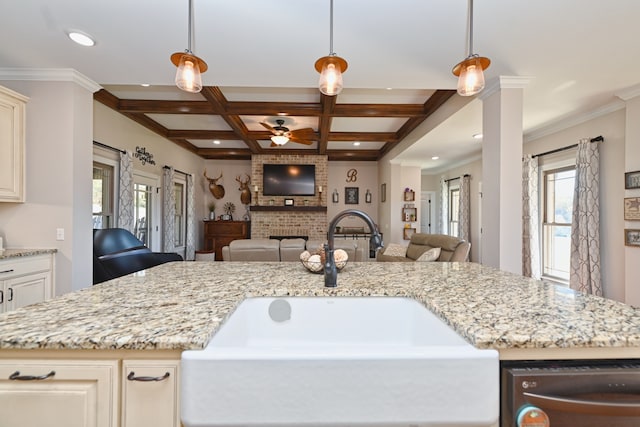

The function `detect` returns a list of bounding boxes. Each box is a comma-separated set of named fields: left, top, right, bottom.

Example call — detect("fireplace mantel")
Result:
left=250, top=206, right=327, bottom=212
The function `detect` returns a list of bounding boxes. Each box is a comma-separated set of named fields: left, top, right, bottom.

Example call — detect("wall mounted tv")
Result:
left=263, top=164, right=316, bottom=196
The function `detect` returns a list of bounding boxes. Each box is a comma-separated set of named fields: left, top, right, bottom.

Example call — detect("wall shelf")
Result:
left=249, top=205, right=327, bottom=212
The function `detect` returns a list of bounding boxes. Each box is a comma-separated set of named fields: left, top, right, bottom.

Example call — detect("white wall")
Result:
left=0, top=80, right=94, bottom=295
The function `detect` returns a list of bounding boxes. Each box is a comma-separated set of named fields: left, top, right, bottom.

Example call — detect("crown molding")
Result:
left=479, top=76, right=534, bottom=100
left=615, top=83, right=640, bottom=101
left=525, top=99, right=625, bottom=142
left=0, top=68, right=102, bottom=93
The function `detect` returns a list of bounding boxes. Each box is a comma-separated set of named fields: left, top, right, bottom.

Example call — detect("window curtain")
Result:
left=117, top=151, right=134, bottom=233
left=522, top=155, right=541, bottom=279
left=439, top=177, right=449, bottom=235
left=185, top=173, right=195, bottom=261
left=570, top=139, right=602, bottom=296
left=458, top=175, right=471, bottom=247
left=162, top=167, right=176, bottom=253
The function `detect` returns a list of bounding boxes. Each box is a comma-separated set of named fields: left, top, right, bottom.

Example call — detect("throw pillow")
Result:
left=383, top=243, right=407, bottom=257
left=416, top=247, right=441, bottom=262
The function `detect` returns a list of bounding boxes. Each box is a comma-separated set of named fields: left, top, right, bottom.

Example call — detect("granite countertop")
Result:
left=0, top=261, right=639, bottom=353
left=0, top=248, right=57, bottom=260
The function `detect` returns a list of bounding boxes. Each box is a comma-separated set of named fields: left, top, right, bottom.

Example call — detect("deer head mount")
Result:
left=236, top=174, right=252, bottom=205
left=203, top=169, right=225, bottom=199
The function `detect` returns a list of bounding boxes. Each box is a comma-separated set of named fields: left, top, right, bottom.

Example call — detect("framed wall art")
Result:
left=624, top=229, right=640, bottom=247
left=625, top=170, right=640, bottom=189
left=624, top=197, right=640, bottom=221
left=345, top=187, right=359, bottom=204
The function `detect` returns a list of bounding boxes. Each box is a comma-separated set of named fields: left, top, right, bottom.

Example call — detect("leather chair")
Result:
left=221, top=239, right=281, bottom=261
left=93, top=228, right=183, bottom=284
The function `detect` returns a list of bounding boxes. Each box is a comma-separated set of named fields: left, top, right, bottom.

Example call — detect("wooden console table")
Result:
left=203, top=220, right=250, bottom=261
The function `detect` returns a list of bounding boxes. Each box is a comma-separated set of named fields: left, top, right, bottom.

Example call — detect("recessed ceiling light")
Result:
left=140, top=84, right=150, bottom=87
left=353, top=142, right=361, bottom=146
left=432, top=156, right=440, bottom=160
left=472, top=133, right=483, bottom=139
left=213, top=140, right=221, bottom=145
left=67, top=31, right=95, bottom=47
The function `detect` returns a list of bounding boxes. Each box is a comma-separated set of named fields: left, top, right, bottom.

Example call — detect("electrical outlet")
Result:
left=56, top=228, right=64, bottom=241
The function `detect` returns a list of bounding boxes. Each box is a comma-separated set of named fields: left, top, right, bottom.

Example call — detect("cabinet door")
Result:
left=4, top=271, right=50, bottom=312
left=122, top=360, right=180, bottom=427
left=0, top=85, right=27, bottom=203
left=0, top=360, right=118, bottom=427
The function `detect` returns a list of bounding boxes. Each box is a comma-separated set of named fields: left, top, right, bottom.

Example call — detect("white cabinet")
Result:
left=0, top=359, right=118, bottom=427
left=0, top=85, right=28, bottom=203
left=122, top=359, right=181, bottom=427
left=0, top=254, right=54, bottom=313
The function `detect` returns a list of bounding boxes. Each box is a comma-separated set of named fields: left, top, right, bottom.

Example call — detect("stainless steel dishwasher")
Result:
left=501, top=360, right=640, bottom=427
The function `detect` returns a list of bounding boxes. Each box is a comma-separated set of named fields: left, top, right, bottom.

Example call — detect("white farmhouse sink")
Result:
left=181, top=297, right=498, bottom=427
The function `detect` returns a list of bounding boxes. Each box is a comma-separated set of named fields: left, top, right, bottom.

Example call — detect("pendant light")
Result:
left=171, top=0, right=208, bottom=93
left=314, top=0, right=348, bottom=96
left=452, top=0, right=490, bottom=96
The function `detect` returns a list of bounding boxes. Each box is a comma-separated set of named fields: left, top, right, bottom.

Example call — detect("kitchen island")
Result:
left=0, top=261, right=639, bottom=426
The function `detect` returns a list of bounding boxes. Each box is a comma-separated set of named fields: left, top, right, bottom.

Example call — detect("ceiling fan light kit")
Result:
left=452, top=0, right=490, bottom=96
left=171, top=0, right=208, bottom=93
left=261, top=119, right=315, bottom=147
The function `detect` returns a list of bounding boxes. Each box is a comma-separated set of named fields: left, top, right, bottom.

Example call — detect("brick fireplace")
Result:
left=250, top=154, right=328, bottom=241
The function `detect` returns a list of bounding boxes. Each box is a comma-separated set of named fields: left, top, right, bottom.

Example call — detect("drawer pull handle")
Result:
left=127, top=371, right=170, bottom=382
left=0, top=269, right=14, bottom=274
left=9, top=370, right=56, bottom=381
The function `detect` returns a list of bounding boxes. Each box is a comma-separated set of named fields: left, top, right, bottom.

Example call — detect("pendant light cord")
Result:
left=467, top=0, right=474, bottom=57
left=187, top=0, right=193, bottom=53
left=329, top=0, right=335, bottom=55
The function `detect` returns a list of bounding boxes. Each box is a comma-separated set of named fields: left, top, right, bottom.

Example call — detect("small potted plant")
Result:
left=208, top=202, right=216, bottom=220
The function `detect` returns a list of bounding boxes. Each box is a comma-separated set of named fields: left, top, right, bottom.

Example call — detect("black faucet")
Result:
left=324, top=209, right=384, bottom=287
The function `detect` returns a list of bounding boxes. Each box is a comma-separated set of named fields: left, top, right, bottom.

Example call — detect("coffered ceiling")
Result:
left=2, top=1, right=640, bottom=172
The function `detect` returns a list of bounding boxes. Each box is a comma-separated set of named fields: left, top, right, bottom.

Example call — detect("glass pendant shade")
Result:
left=270, top=135, right=289, bottom=145
left=453, top=55, right=490, bottom=96
left=172, top=52, right=207, bottom=93
left=315, top=55, right=348, bottom=96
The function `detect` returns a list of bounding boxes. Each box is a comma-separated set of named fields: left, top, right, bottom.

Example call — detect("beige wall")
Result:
left=327, top=161, right=378, bottom=229
left=0, top=80, right=94, bottom=295
left=623, top=95, right=640, bottom=306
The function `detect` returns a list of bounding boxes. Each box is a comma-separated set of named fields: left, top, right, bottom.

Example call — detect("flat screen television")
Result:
left=263, top=164, right=316, bottom=196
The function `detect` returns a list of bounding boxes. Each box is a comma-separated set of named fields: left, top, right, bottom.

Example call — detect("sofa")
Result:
left=221, top=238, right=368, bottom=262
left=376, top=233, right=470, bottom=262
left=93, top=228, right=183, bottom=284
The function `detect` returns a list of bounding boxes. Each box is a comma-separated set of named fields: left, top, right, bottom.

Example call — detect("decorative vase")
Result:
left=209, top=211, right=215, bottom=220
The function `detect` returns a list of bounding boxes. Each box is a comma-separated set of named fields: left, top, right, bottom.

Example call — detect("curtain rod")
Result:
left=444, top=174, right=469, bottom=183
left=93, top=140, right=125, bottom=154
left=163, top=165, right=190, bottom=176
left=531, top=135, right=603, bottom=159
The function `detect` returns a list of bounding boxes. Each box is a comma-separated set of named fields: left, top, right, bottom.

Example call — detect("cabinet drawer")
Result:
left=205, top=221, right=246, bottom=236
left=0, top=255, right=51, bottom=279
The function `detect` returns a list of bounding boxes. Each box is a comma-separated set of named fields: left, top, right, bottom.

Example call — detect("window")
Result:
left=449, top=187, right=460, bottom=237
left=92, top=162, right=114, bottom=229
left=542, top=167, right=575, bottom=281
left=134, top=183, right=153, bottom=246
left=174, top=181, right=186, bottom=248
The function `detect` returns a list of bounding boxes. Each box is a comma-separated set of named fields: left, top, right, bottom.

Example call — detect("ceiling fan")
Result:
left=260, top=119, right=315, bottom=147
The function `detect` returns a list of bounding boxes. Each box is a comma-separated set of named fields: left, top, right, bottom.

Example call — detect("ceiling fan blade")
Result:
left=288, top=137, right=314, bottom=145
left=260, top=122, right=277, bottom=134
left=288, top=127, right=315, bottom=138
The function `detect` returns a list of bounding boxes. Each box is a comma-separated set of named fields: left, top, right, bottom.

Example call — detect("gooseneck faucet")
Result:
left=324, top=209, right=384, bottom=287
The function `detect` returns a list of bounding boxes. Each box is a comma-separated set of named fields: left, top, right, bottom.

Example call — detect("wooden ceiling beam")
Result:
left=328, top=132, right=396, bottom=142
left=332, top=104, right=423, bottom=117
left=327, top=150, right=380, bottom=162
left=94, top=89, right=119, bottom=109
left=118, top=100, right=216, bottom=114
left=317, top=94, right=337, bottom=154
left=196, top=148, right=253, bottom=160
left=226, top=102, right=322, bottom=116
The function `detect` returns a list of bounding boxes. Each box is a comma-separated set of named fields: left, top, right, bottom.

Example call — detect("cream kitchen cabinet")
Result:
left=0, top=254, right=54, bottom=313
left=0, top=359, right=119, bottom=427
left=0, top=85, right=28, bottom=203
left=122, top=359, right=181, bottom=427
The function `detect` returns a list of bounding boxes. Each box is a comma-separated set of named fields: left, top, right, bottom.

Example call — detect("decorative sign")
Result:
left=346, top=168, right=358, bottom=182
left=134, top=146, right=156, bottom=165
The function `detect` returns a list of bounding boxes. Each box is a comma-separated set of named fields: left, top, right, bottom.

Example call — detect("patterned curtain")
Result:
left=522, top=155, right=541, bottom=279
left=458, top=175, right=471, bottom=248
left=117, top=151, right=134, bottom=233
left=439, top=177, right=449, bottom=235
left=162, top=167, right=176, bottom=253
left=570, top=139, right=602, bottom=295
left=185, top=173, right=195, bottom=261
